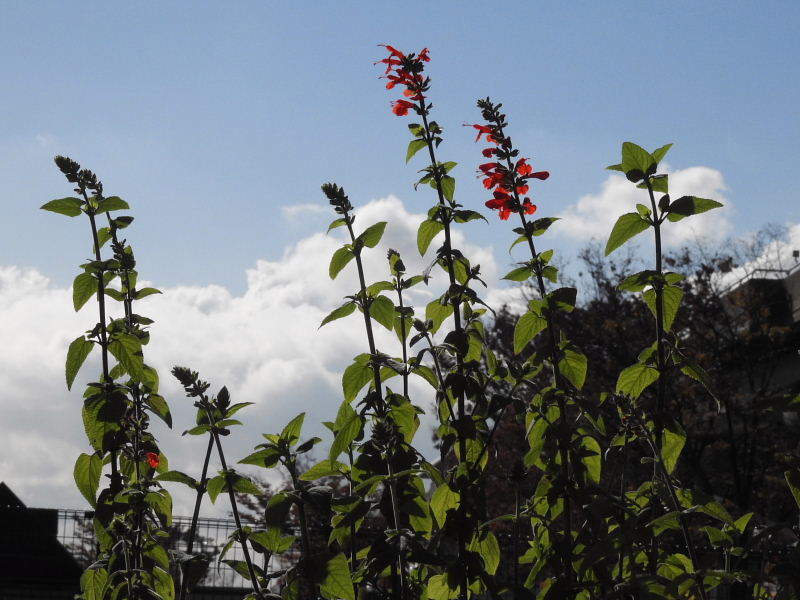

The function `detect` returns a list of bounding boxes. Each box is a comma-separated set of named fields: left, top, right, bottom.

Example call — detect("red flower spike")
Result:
left=146, top=452, right=160, bottom=468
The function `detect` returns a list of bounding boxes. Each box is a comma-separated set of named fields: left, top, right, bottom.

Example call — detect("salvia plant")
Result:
left=43, top=45, right=800, bottom=600
left=43, top=157, right=173, bottom=600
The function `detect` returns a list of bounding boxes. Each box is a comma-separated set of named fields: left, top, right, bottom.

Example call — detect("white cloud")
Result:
left=0, top=195, right=508, bottom=516
left=555, top=166, right=733, bottom=247
left=280, top=202, right=328, bottom=219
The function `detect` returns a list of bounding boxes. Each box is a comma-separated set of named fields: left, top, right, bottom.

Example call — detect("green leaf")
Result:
left=41, top=197, right=83, bottom=217
left=470, top=531, right=500, bottom=575
left=82, top=393, right=124, bottom=453
left=357, top=221, right=387, bottom=248
left=327, top=218, right=347, bottom=233
left=320, top=302, right=356, bottom=328
left=150, top=566, right=175, bottom=600
left=108, top=333, right=144, bottom=382
left=329, top=246, right=354, bottom=280
left=231, top=474, right=262, bottom=496
left=73, top=272, right=97, bottom=312
left=301, top=459, right=347, bottom=481
left=440, top=175, right=455, bottom=203
left=74, top=453, right=102, bottom=507
left=80, top=567, right=109, bottom=600
left=249, top=528, right=294, bottom=554
left=427, top=574, right=458, bottom=600
left=206, top=474, right=227, bottom=503
left=666, top=196, right=723, bottom=222
left=280, top=413, right=306, bottom=444
left=96, top=196, right=130, bottom=213
left=661, top=422, right=686, bottom=475
left=559, top=349, right=588, bottom=390
left=144, top=393, right=172, bottom=427
left=425, top=299, right=453, bottom=334
left=621, top=141, right=656, bottom=178
left=417, top=219, right=443, bottom=256
left=643, top=284, right=684, bottom=332
left=430, top=483, right=460, bottom=528
left=616, top=363, right=659, bottom=399
left=605, top=212, right=650, bottom=256
left=155, top=470, right=198, bottom=489
left=369, top=295, right=395, bottom=331
left=619, top=270, right=659, bottom=292
left=134, top=287, right=162, bottom=299
left=503, top=266, right=532, bottom=282
left=342, top=355, right=373, bottom=403
left=530, top=217, right=560, bottom=236
left=651, top=143, right=673, bottom=165
left=581, top=436, right=602, bottom=483
left=320, top=553, right=355, bottom=600
left=329, top=401, right=362, bottom=461
left=66, top=336, right=94, bottom=390
left=786, top=469, right=800, bottom=509
left=514, top=311, right=547, bottom=354
left=406, top=138, right=427, bottom=163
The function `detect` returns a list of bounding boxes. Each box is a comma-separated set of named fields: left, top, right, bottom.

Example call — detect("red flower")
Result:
left=392, top=99, right=415, bottom=116
left=482, top=148, right=497, bottom=158
left=522, top=199, right=537, bottom=215
left=467, top=124, right=497, bottom=143
left=146, top=452, right=159, bottom=468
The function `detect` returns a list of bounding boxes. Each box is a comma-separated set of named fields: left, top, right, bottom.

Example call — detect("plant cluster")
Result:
left=42, top=45, right=800, bottom=600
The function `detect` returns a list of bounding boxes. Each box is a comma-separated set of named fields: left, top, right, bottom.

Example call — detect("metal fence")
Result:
left=55, top=509, right=298, bottom=589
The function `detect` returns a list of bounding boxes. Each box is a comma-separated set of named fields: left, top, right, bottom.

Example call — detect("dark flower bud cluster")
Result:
left=171, top=366, right=211, bottom=398
left=54, top=155, right=103, bottom=194
left=321, top=182, right=353, bottom=214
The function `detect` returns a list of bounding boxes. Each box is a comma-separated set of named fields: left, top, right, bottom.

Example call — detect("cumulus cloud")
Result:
left=281, top=202, right=328, bottom=219
left=555, top=166, right=733, bottom=247
left=0, top=196, right=510, bottom=516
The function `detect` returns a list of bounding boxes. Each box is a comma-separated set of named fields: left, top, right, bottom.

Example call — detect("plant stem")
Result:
left=515, top=207, right=575, bottom=591
left=343, top=214, right=405, bottom=599
left=178, top=434, right=215, bottom=600
left=286, top=459, right=315, bottom=596
left=416, top=101, right=469, bottom=600
left=203, top=406, right=262, bottom=595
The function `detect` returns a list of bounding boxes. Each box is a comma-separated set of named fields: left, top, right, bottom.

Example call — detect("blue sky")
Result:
left=2, top=1, right=798, bottom=292
left=2, top=1, right=800, bottom=510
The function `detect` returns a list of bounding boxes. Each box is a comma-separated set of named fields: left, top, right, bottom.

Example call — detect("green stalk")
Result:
left=342, top=212, right=406, bottom=599
left=202, top=405, right=263, bottom=596
left=416, top=99, right=469, bottom=600
left=178, top=434, right=215, bottom=600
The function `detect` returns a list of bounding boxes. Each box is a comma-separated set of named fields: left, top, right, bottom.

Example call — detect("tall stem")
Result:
left=344, top=215, right=405, bottom=599
left=515, top=207, right=575, bottom=591
left=83, top=202, right=121, bottom=491
left=178, top=434, right=215, bottom=600
left=204, top=407, right=262, bottom=595
left=643, top=178, right=708, bottom=600
left=417, top=103, right=469, bottom=600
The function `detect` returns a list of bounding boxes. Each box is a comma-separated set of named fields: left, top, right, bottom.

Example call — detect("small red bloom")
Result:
left=146, top=452, right=159, bottom=468
left=526, top=171, right=550, bottom=181
left=522, top=199, right=537, bottom=215
left=467, top=124, right=497, bottom=144
left=516, top=158, right=532, bottom=176
left=482, top=148, right=497, bottom=158
left=392, top=99, right=415, bottom=116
